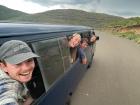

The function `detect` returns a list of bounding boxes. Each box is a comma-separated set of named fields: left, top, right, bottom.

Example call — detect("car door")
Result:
left=31, top=36, right=87, bottom=105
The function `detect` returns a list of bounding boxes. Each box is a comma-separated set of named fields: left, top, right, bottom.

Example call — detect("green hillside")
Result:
left=15, top=9, right=123, bottom=28
left=109, top=17, right=140, bottom=28
left=109, top=17, right=140, bottom=44
left=0, top=5, right=29, bottom=20
left=1, top=5, right=140, bottom=29
left=1, top=5, right=139, bottom=29
left=0, top=5, right=123, bottom=29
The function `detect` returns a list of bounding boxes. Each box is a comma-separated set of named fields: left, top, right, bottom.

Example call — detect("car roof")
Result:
left=0, top=22, right=92, bottom=44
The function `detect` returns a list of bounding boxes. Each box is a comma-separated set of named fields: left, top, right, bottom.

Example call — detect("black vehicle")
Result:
left=0, top=22, right=99, bottom=105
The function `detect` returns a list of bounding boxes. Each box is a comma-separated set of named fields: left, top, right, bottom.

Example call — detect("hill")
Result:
left=109, top=17, right=140, bottom=28
left=0, top=5, right=123, bottom=29
left=16, top=9, right=124, bottom=28
left=0, top=5, right=29, bottom=20
left=109, top=17, right=140, bottom=33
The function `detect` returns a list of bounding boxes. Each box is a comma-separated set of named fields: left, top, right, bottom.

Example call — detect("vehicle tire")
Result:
left=65, top=100, right=71, bottom=105
left=65, top=92, right=72, bottom=105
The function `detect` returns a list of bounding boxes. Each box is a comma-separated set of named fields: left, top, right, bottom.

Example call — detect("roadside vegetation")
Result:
left=109, top=17, right=140, bottom=44
left=110, top=17, right=140, bottom=28
left=113, top=32, right=140, bottom=44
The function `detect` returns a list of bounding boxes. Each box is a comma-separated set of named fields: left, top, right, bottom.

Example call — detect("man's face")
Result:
left=90, top=35, right=96, bottom=42
left=3, top=58, right=35, bottom=83
left=81, top=41, right=88, bottom=48
left=69, top=35, right=81, bottom=48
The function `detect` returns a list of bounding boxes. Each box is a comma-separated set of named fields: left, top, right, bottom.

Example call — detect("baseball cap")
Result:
left=0, top=40, right=39, bottom=64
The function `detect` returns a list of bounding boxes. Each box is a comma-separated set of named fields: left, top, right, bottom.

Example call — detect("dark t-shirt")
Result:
left=77, top=46, right=86, bottom=62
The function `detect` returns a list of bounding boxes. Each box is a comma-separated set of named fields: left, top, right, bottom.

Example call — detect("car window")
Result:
left=58, top=37, right=71, bottom=71
left=32, top=38, right=65, bottom=89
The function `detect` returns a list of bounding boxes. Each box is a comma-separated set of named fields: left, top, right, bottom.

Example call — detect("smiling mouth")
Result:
left=20, top=72, right=30, bottom=76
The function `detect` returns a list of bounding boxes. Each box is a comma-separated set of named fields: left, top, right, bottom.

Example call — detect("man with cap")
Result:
left=0, top=40, right=39, bottom=105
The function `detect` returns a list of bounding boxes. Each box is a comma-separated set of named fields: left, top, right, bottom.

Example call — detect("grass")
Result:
left=115, top=32, right=140, bottom=44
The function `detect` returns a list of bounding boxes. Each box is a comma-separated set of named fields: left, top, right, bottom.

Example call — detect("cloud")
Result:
left=25, top=0, right=140, bottom=17
left=111, top=11, right=140, bottom=17
left=25, top=0, right=99, bottom=5
left=0, top=0, right=48, bottom=13
left=25, top=0, right=101, bottom=12
left=0, top=0, right=140, bottom=17
left=94, top=0, right=140, bottom=17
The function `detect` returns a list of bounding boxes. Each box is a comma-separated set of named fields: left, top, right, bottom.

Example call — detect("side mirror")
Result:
left=96, top=36, right=99, bottom=40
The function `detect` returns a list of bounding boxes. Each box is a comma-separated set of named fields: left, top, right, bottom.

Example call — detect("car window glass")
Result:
left=58, top=37, right=71, bottom=71
left=32, top=38, right=64, bottom=89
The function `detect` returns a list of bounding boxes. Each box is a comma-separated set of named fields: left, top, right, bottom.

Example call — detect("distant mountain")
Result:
left=16, top=9, right=124, bottom=28
left=0, top=5, right=124, bottom=28
left=33, top=9, right=122, bottom=27
left=0, top=5, right=28, bottom=20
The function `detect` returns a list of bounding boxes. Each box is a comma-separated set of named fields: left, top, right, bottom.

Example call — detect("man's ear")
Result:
left=0, top=62, right=8, bottom=72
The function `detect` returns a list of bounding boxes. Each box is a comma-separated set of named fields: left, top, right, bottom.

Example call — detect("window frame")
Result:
left=31, top=36, right=71, bottom=91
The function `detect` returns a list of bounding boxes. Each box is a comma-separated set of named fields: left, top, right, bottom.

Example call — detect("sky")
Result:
left=0, top=0, right=140, bottom=18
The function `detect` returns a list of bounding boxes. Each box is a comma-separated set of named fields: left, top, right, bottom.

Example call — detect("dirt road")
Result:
left=71, top=31, right=140, bottom=105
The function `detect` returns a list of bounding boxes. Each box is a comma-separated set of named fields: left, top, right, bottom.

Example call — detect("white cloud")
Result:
left=0, top=0, right=48, bottom=13
left=0, top=0, right=140, bottom=17
left=0, top=0, right=100, bottom=13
